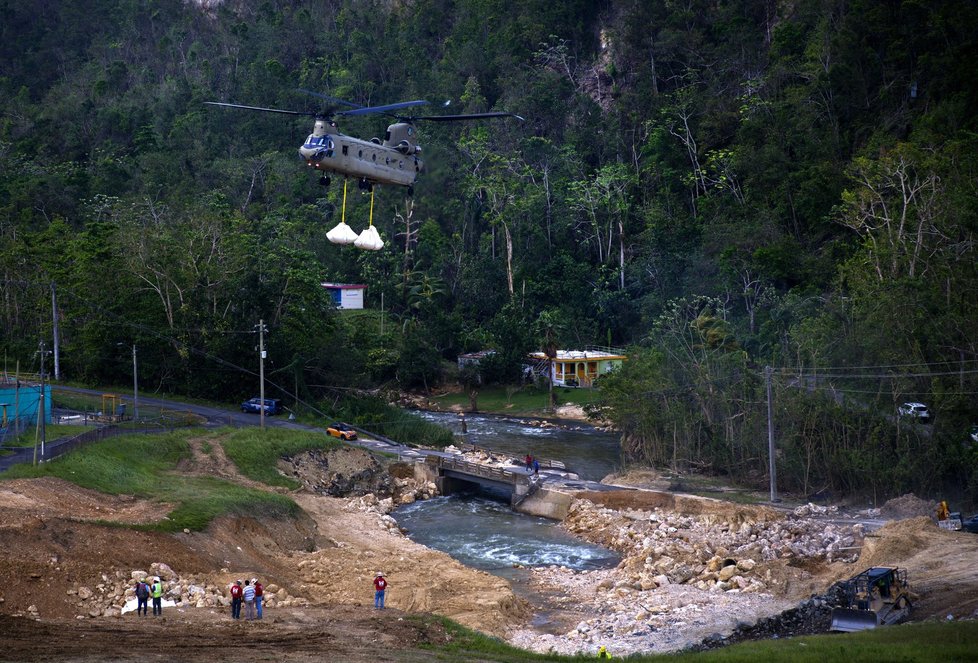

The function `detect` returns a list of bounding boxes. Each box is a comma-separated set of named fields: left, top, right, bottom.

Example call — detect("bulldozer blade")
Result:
left=830, top=608, right=880, bottom=632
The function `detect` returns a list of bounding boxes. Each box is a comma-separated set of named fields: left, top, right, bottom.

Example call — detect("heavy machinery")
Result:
left=830, top=567, right=912, bottom=632
left=936, top=500, right=963, bottom=531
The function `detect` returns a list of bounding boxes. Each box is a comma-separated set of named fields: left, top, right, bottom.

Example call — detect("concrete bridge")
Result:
left=425, top=455, right=541, bottom=506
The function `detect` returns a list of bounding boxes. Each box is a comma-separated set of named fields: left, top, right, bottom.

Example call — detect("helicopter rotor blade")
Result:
left=409, top=111, right=525, bottom=122
left=339, top=100, right=430, bottom=117
left=204, top=101, right=312, bottom=117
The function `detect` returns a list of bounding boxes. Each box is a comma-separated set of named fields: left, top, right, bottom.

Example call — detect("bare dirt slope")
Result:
left=0, top=435, right=526, bottom=662
left=2, top=434, right=977, bottom=662
left=849, top=516, right=978, bottom=620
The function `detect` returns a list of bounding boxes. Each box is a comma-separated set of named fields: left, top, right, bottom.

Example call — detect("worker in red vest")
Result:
left=229, top=580, right=243, bottom=619
left=373, top=572, right=388, bottom=609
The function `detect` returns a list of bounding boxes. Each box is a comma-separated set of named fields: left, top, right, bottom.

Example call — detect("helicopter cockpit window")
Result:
left=304, top=135, right=332, bottom=149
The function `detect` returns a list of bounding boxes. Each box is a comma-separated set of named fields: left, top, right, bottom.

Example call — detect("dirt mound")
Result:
left=0, top=441, right=526, bottom=648
left=0, top=515, right=214, bottom=619
left=0, top=604, right=454, bottom=663
left=0, top=477, right=170, bottom=525
left=857, top=517, right=938, bottom=567
left=843, top=516, right=978, bottom=621
left=279, top=447, right=394, bottom=497
left=880, top=493, right=936, bottom=519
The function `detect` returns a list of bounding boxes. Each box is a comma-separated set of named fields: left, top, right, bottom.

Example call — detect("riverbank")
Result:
left=0, top=437, right=530, bottom=663
left=502, top=480, right=978, bottom=657
left=4, top=427, right=977, bottom=662
left=395, top=388, right=601, bottom=425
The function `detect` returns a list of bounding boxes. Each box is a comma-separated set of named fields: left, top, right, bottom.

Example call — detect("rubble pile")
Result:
left=279, top=448, right=393, bottom=497
left=66, top=562, right=306, bottom=619
left=508, top=566, right=796, bottom=656
left=694, top=584, right=850, bottom=650
left=506, top=497, right=866, bottom=655
left=563, top=499, right=863, bottom=596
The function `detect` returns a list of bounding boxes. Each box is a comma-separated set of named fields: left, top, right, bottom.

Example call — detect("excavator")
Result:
left=830, top=567, right=912, bottom=632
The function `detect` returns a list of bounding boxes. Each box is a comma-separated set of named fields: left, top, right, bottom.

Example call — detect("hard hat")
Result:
left=376, top=571, right=385, bottom=577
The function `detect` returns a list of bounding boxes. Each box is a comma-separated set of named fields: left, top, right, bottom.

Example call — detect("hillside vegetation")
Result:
left=2, top=0, right=977, bottom=502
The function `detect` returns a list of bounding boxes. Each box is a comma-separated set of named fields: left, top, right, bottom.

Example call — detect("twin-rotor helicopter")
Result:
left=206, top=90, right=522, bottom=250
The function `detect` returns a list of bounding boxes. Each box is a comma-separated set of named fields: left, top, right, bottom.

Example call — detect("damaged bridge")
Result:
left=426, top=455, right=540, bottom=506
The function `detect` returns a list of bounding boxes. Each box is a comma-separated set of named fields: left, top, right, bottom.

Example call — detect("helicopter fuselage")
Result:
left=298, top=118, right=424, bottom=188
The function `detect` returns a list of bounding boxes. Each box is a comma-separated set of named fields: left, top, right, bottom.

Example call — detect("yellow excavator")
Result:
left=830, top=567, right=912, bottom=632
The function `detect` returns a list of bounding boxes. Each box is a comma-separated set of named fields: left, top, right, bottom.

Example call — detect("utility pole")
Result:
left=131, top=344, right=139, bottom=421
left=35, top=341, right=50, bottom=464
left=51, top=283, right=60, bottom=380
left=765, top=366, right=779, bottom=503
left=256, top=319, right=267, bottom=430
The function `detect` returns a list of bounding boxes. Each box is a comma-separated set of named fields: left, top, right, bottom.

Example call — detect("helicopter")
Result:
left=206, top=90, right=522, bottom=250
left=206, top=90, right=522, bottom=195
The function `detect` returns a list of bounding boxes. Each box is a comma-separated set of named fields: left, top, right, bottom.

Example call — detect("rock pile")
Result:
left=66, top=562, right=305, bottom=619
left=343, top=477, right=439, bottom=534
left=694, top=584, right=849, bottom=650
left=508, top=497, right=865, bottom=657
left=279, top=448, right=393, bottom=497
left=563, top=499, right=863, bottom=596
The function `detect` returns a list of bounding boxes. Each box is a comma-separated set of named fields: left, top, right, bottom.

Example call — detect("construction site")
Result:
left=1, top=432, right=977, bottom=662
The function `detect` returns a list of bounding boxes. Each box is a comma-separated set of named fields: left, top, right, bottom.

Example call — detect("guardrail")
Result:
left=458, top=441, right=567, bottom=472
left=431, top=455, right=529, bottom=485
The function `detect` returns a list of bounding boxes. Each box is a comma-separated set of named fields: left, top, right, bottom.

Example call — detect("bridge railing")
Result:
left=429, top=455, right=529, bottom=484
left=457, top=442, right=568, bottom=472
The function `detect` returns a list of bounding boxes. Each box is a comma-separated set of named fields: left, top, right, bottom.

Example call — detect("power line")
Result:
left=772, top=358, right=978, bottom=373
left=775, top=368, right=978, bottom=380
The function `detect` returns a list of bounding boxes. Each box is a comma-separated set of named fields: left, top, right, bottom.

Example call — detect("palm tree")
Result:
left=535, top=310, right=563, bottom=413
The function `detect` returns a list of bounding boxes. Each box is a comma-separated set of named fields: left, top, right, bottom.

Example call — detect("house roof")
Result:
left=320, top=282, right=367, bottom=289
left=528, top=350, right=627, bottom=361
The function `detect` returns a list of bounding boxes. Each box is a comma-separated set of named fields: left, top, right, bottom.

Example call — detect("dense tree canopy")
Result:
left=2, top=0, right=977, bottom=501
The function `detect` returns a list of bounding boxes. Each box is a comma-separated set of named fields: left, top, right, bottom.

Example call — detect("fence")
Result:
left=0, top=422, right=176, bottom=471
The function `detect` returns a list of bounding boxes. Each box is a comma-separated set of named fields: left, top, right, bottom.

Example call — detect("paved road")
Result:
left=2, top=385, right=620, bottom=494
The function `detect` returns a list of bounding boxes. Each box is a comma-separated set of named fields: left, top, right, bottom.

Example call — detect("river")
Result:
left=414, top=410, right=622, bottom=481
left=393, top=411, right=622, bottom=576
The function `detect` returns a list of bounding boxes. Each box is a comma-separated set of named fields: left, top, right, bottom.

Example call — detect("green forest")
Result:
left=2, top=0, right=977, bottom=503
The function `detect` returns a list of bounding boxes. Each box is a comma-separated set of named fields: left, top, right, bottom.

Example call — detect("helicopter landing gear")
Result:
left=319, top=175, right=331, bottom=187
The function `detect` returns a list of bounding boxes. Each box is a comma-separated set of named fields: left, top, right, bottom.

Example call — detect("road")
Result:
left=3, top=386, right=619, bottom=495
